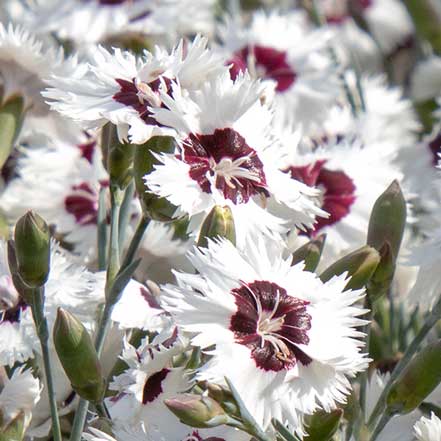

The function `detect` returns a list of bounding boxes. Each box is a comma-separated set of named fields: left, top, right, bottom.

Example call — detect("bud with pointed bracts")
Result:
left=14, top=211, right=50, bottom=288
left=320, top=245, right=380, bottom=291
left=53, top=308, right=105, bottom=404
left=165, top=394, right=229, bottom=428
left=197, top=205, right=236, bottom=248
left=386, top=340, right=441, bottom=415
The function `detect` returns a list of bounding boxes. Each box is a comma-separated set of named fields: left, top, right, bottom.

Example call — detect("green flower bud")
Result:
left=202, top=382, right=239, bottom=416
left=101, top=123, right=134, bottom=189
left=0, top=95, right=24, bottom=170
left=366, top=241, right=394, bottom=302
left=7, top=240, right=34, bottom=305
left=53, top=308, right=106, bottom=404
left=133, top=136, right=177, bottom=221
left=305, top=408, right=343, bottom=441
left=320, top=245, right=380, bottom=290
left=197, top=206, right=236, bottom=248
left=164, top=394, right=229, bottom=428
left=367, top=180, right=406, bottom=262
left=0, top=412, right=24, bottom=441
left=291, top=234, right=326, bottom=272
left=386, top=340, right=441, bottom=415
left=14, top=211, right=50, bottom=288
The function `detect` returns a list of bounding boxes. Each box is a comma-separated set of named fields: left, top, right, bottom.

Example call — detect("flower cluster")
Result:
left=1, top=1, right=441, bottom=441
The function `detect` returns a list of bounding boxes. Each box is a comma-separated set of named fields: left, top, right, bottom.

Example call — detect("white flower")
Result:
left=0, top=132, right=110, bottom=260
left=111, top=279, right=172, bottom=332
left=411, top=56, right=441, bottom=102
left=161, top=236, right=369, bottom=430
left=146, top=72, right=324, bottom=245
left=415, top=413, right=441, bottom=441
left=278, top=135, right=403, bottom=264
left=0, top=367, right=41, bottom=429
left=44, top=35, right=227, bottom=143
left=22, top=0, right=158, bottom=46
left=218, top=10, right=338, bottom=128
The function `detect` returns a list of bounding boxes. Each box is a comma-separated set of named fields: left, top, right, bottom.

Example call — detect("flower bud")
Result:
left=202, top=382, right=239, bottom=416
left=0, top=411, right=24, bottom=441
left=133, top=136, right=177, bottom=221
left=305, top=408, right=343, bottom=441
left=367, top=241, right=394, bottom=302
left=367, top=180, right=406, bottom=262
left=14, top=211, right=50, bottom=288
left=164, top=394, right=229, bottom=428
left=0, top=95, right=24, bottom=170
left=291, top=234, right=326, bottom=272
left=320, top=245, right=380, bottom=290
left=386, top=340, right=441, bottom=415
left=197, top=206, right=236, bottom=248
left=101, top=123, right=134, bottom=189
left=53, top=308, right=105, bottom=404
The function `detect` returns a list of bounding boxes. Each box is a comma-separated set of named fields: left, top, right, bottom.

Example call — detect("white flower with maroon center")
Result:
left=161, top=237, right=369, bottom=430
left=44, top=35, right=227, bottom=143
left=279, top=134, right=403, bottom=265
left=146, top=72, right=324, bottom=243
left=318, top=0, right=414, bottom=54
left=218, top=10, right=338, bottom=128
left=23, top=0, right=158, bottom=46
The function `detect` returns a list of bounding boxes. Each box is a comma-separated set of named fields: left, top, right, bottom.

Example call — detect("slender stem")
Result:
left=107, top=187, right=123, bottom=287
left=32, top=288, right=62, bottom=441
left=121, top=215, right=150, bottom=271
left=118, top=181, right=135, bottom=252
left=370, top=412, right=392, bottom=441
left=69, top=399, right=89, bottom=441
left=367, top=297, right=441, bottom=430
left=95, top=303, right=113, bottom=357
left=97, top=187, right=108, bottom=271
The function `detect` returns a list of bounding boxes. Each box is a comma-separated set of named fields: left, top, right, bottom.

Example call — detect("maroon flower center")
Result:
left=113, top=76, right=172, bottom=125
left=230, top=280, right=312, bottom=372
left=142, top=368, right=170, bottom=404
left=429, top=131, right=441, bottom=165
left=183, top=432, right=224, bottom=441
left=65, top=181, right=108, bottom=226
left=182, top=128, right=268, bottom=204
left=0, top=299, right=27, bottom=324
left=286, top=160, right=356, bottom=235
left=78, top=139, right=96, bottom=164
left=325, top=0, right=372, bottom=24
left=229, top=45, right=296, bottom=92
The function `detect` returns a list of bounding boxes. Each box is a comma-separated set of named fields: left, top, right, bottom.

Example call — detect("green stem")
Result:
left=107, top=187, right=123, bottom=286
left=118, top=181, right=135, bottom=252
left=69, top=400, right=89, bottom=441
left=370, top=411, right=392, bottom=441
left=32, top=288, right=62, bottom=441
left=97, top=187, right=108, bottom=271
left=367, top=297, right=441, bottom=430
left=120, top=215, right=150, bottom=271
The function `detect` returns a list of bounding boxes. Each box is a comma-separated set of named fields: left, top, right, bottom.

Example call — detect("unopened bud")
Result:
left=0, top=411, right=24, bottom=441
left=202, top=382, right=239, bottom=416
left=14, top=211, right=50, bottom=288
left=291, top=234, right=326, bottom=272
left=367, top=180, right=406, bottom=262
left=197, top=206, right=236, bottom=248
left=320, top=245, right=380, bottom=290
left=386, top=340, right=441, bottom=415
left=53, top=308, right=105, bottom=403
left=101, top=123, right=134, bottom=189
left=165, top=394, right=229, bottom=428
left=305, top=408, right=343, bottom=441
left=0, top=95, right=24, bottom=170
left=133, top=136, right=177, bottom=221
left=367, top=241, right=394, bottom=302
